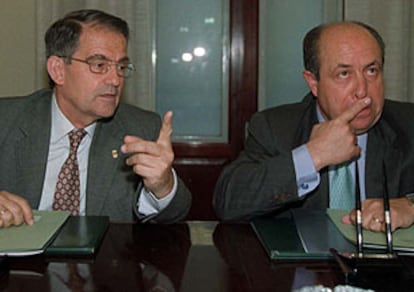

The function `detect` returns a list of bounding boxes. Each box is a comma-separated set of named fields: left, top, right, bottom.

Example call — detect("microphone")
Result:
left=354, top=162, right=364, bottom=256
left=330, top=162, right=400, bottom=288
left=382, top=163, right=394, bottom=254
left=354, top=161, right=394, bottom=256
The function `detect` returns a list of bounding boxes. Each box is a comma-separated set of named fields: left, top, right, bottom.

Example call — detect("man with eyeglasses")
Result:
left=0, top=9, right=191, bottom=227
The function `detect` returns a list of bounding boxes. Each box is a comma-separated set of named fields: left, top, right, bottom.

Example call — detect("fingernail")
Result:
left=363, top=97, right=372, bottom=104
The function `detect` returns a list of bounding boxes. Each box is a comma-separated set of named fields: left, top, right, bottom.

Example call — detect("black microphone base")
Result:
left=333, top=251, right=414, bottom=291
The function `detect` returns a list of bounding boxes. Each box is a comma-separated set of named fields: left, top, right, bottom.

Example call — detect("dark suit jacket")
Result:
left=214, top=93, right=414, bottom=220
left=0, top=89, right=191, bottom=223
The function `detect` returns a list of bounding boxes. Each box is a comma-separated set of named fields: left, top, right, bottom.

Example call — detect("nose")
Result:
left=104, top=64, right=122, bottom=87
left=354, top=73, right=368, bottom=99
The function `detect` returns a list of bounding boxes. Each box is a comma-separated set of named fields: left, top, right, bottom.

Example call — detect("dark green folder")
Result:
left=46, top=215, right=109, bottom=256
left=251, top=209, right=356, bottom=260
left=251, top=216, right=311, bottom=259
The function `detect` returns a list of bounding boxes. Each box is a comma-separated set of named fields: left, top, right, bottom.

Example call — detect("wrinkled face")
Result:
left=51, top=25, right=128, bottom=128
left=304, top=23, right=384, bottom=134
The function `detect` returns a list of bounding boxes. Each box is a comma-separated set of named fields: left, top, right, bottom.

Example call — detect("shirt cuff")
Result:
left=292, top=144, right=320, bottom=197
left=137, top=168, right=178, bottom=216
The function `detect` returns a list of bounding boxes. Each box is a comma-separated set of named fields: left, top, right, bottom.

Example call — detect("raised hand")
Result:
left=121, top=111, right=175, bottom=198
left=307, top=98, right=371, bottom=170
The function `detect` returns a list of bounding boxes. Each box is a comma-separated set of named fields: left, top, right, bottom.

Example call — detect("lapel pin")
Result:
left=112, top=149, right=119, bottom=159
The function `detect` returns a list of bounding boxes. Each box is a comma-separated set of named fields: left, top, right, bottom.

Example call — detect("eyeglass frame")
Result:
left=58, top=55, right=136, bottom=78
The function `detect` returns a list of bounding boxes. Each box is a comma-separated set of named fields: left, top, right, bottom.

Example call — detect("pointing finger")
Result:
left=157, top=111, right=173, bottom=146
left=123, top=135, right=143, bottom=144
left=337, top=97, right=371, bottom=124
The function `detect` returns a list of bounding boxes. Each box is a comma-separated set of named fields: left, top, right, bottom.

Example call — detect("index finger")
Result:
left=157, top=111, right=173, bottom=146
left=337, top=97, right=371, bottom=124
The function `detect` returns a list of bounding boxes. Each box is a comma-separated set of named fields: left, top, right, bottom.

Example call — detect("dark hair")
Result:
left=45, top=9, right=129, bottom=87
left=303, top=21, right=385, bottom=80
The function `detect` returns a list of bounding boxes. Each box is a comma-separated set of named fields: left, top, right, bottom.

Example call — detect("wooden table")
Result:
left=1, top=221, right=413, bottom=291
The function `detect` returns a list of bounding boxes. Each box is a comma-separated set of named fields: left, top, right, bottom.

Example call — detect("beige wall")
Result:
left=0, top=1, right=36, bottom=96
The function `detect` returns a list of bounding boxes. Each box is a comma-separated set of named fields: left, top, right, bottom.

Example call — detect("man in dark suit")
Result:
left=0, top=9, right=191, bottom=227
left=214, top=21, right=414, bottom=232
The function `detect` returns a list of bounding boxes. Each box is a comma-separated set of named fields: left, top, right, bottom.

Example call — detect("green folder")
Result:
left=251, top=216, right=311, bottom=259
left=0, top=210, right=70, bottom=256
left=46, top=215, right=109, bottom=256
left=251, top=209, right=356, bottom=260
left=252, top=209, right=414, bottom=261
left=327, top=209, right=414, bottom=253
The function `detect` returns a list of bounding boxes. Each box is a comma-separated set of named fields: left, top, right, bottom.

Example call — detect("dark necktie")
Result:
left=53, top=129, right=86, bottom=215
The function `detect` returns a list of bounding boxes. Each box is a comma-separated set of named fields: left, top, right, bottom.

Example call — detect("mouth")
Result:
left=99, top=93, right=117, bottom=98
left=356, top=106, right=372, bottom=119
left=97, top=86, right=119, bottom=97
left=97, top=89, right=119, bottom=101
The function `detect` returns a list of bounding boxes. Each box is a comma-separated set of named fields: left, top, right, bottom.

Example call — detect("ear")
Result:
left=303, top=70, right=319, bottom=97
left=46, top=56, right=65, bottom=86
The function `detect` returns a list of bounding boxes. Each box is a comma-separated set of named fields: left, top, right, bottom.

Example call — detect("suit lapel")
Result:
left=365, top=120, right=401, bottom=198
left=292, top=94, right=318, bottom=148
left=15, top=91, right=52, bottom=207
left=86, top=118, right=126, bottom=215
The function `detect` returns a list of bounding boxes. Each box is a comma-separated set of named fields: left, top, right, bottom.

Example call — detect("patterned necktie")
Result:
left=329, top=162, right=355, bottom=210
left=53, top=129, right=86, bottom=215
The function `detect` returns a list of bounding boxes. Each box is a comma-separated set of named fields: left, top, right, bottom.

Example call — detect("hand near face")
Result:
left=0, top=191, right=33, bottom=228
left=342, top=197, right=414, bottom=232
left=307, top=98, right=372, bottom=170
left=121, top=111, right=175, bottom=199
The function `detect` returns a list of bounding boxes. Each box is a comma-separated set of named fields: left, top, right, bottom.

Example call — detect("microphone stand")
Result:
left=331, top=160, right=403, bottom=289
left=354, top=162, right=364, bottom=257
left=382, top=163, right=394, bottom=255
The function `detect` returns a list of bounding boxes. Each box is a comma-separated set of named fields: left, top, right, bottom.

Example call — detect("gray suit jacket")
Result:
left=0, top=89, right=191, bottom=223
left=214, top=93, right=414, bottom=220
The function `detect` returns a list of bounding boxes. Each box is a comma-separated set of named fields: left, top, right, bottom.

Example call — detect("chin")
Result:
left=97, top=107, right=117, bottom=119
left=353, top=120, right=377, bottom=135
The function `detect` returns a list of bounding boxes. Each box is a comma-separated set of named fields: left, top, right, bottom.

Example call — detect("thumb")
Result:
left=157, top=111, right=173, bottom=146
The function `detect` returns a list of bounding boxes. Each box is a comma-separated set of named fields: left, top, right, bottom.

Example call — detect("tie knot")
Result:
left=69, top=129, right=86, bottom=149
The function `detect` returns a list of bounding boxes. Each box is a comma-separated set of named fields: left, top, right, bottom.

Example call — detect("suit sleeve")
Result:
left=213, top=112, right=302, bottom=221
left=139, top=177, right=192, bottom=223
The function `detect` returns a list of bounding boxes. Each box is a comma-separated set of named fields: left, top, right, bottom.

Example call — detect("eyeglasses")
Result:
left=60, top=55, right=136, bottom=78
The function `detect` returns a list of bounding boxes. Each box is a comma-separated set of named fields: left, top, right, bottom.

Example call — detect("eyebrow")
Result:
left=118, top=56, right=131, bottom=63
left=336, top=64, right=351, bottom=69
left=364, top=61, right=383, bottom=69
left=89, top=54, right=130, bottom=63
left=335, top=60, right=382, bottom=70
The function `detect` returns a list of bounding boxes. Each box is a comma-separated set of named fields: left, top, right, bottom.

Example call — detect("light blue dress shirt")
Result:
left=292, top=105, right=367, bottom=202
left=38, top=95, right=176, bottom=216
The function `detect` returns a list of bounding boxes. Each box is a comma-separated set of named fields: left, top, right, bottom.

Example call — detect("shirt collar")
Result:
left=51, top=93, right=96, bottom=143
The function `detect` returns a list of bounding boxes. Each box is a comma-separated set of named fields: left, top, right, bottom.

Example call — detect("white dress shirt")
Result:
left=38, top=95, right=176, bottom=216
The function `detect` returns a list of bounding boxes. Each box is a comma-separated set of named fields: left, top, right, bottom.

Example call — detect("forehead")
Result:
left=75, top=24, right=128, bottom=58
left=318, top=24, right=382, bottom=67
